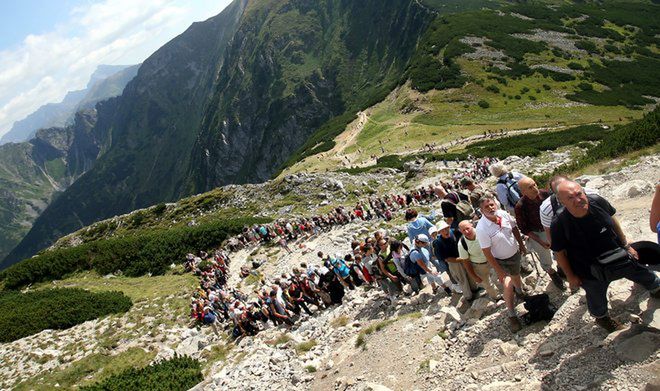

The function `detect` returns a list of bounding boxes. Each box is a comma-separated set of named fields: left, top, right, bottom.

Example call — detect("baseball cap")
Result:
left=415, top=234, right=430, bottom=243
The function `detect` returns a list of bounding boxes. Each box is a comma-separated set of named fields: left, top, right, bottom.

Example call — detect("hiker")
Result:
left=391, top=240, right=422, bottom=294
left=651, top=182, right=660, bottom=244
left=406, top=209, right=436, bottom=245
left=515, top=177, right=566, bottom=290
left=457, top=220, right=500, bottom=300
left=429, top=226, right=460, bottom=295
left=551, top=181, right=660, bottom=333
left=476, top=195, right=528, bottom=332
left=439, top=187, right=474, bottom=231
left=434, top=220, right=479, bottom=301
left=490, top=163, right=524, bottom=214
left=410, top=234, right=446, bottom=294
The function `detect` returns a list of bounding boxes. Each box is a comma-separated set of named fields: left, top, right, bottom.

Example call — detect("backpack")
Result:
left=403, top=249, right=426, bottom=277
left=521, top=293, right=556, bottom=324
left=549, top=194, right=563, bottom=216
left=443, top=192, right=475, bottom=222
left=497, top=173, right=522, bottom=208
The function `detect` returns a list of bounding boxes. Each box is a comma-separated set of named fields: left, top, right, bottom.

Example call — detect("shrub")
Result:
left=0, top=288, right=132, bottom=342
left=535, top=108, right=659, bottom=184
left=577, top=82, right=593, bottom=91
left=81, top=355, right=202, bottom=391
left=575, top=40, right=599, bottom=54
left=567, top=62, right=584, bottom=70
left=478, top=100, right=490, bottom=109
left=486, top=84, right=500, bottom=94
left=520, top=86, right=530, bottom=94
left=1, top=217, right=270, bottom=289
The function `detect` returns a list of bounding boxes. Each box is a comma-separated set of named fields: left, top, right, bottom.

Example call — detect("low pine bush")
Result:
left=1, top=217, right=269, bottom=289
left=0, top=288, right=132, bottom=342
left=80, top=355, right=202, bottom=391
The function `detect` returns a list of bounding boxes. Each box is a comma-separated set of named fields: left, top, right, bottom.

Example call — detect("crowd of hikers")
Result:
left=188, top=157, right=660, bottom=339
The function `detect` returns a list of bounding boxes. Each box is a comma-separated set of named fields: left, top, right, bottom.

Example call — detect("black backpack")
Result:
left=497, top=173, right=522, bottom=208
left=521, top=293, right=556, bottom=324
left=403, top=249, right=425, bottom=276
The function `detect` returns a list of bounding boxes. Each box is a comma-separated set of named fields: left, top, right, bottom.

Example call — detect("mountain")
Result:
left=2, top=0, right=434, bottom=268
left=0, top=109, right=106, bottom=261
left=0, top=65, right=137, bottom=145
left=0, top=90, right=87, bottom=145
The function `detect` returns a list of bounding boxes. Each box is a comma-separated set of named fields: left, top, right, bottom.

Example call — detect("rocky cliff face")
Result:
left=188, top=0, right=432, bottom=188
left=3, top=0, right=433, bottom=267
left=0, top=110, right=101, bottom=262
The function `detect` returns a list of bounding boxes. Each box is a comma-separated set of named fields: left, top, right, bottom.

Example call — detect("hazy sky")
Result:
left=0, top=0, right=233, bottom=137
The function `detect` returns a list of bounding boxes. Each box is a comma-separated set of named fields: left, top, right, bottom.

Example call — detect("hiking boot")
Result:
left=550, top=272, right=566, bottom=291
left=508, top=316, right=523, bottom=333
left=444, top=286, right=452, bottom=296
left=595, top=316, right=623, bottom=333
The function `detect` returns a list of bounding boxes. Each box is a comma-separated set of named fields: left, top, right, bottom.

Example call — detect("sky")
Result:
left=0, top=0, right=233, bottom=138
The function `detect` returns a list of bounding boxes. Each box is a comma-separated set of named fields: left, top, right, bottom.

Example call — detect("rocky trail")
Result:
left=2, top=154, right=659, bottom=391
left=191, top=155, right=660, bottom=391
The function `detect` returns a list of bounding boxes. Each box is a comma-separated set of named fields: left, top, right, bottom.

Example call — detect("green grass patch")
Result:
left=0, top=288, right=132, bottom=343
left=80, top=355, right=202, bottom=391
left=14, top=348, right=154, bottom=391
left=295, top=339, right=318, bottom=355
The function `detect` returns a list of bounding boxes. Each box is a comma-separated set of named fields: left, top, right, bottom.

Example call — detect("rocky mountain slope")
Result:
left=0, top=110, right=106, bottom=263
left=2, top=150, right=658, bottom=390
left=0, top=64, right=137, bottom=145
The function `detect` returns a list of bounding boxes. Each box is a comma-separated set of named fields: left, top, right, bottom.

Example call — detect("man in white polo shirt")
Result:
left=476, top=195, right=528, bottom=332
left=457, top=220, right=500, bottom=301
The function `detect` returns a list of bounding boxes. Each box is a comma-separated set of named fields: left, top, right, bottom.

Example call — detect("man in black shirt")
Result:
left=551, top=181, right=660, bottom=332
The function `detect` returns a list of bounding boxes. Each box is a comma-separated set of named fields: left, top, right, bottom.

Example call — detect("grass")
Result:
left=13, top=348, right=155, bottom=391
left=295, top=340, right=318, bottom=355
left=267, top=333, right=292, bottom=346
left=355, top=319, right=397, bottom=350
left=304, top=365, right=317, bottom=373
left=331, top=315, right=349, bottom=328
left=36, top=271, right=197, bottom=303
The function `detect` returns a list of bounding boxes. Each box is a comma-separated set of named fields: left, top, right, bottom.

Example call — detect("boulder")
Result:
left=614, top=331, right=660, bottom=362
left=612, top=180, right=653, bottom=199
left=175, top=336, right=207, bottom=357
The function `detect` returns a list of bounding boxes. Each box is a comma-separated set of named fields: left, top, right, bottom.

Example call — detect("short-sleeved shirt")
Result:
left=515, top=190, right=549, bottom=235
left=410, top=246, right=432, bottom=268
left=432, top=230, right=460, bottom=262
left=458, top=235, right=488, bottom=264
left=550, top=195, right=621, bottom=279
left=540, top=187, right=599, bottom=228
left=476, top=210, right=519, bottom=259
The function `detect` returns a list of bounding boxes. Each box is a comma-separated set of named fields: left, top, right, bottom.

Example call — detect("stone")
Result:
left=440, top=306, right=462, bottom=325
left=175, top=336, right=206, bottom=356
left=614, top=331, right=660, bottom=362
left=365, top=383, right=395, bottom=391
left=498, top=341, right=519, bottom=356
left=429, top=359, right=440, bottom=372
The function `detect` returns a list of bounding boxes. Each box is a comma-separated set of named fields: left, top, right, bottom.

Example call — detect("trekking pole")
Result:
left=525, top=238, right=543, bottom=291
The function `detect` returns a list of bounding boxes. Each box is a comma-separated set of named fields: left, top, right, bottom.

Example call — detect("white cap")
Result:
left=416, top=234, right=430, bottom=243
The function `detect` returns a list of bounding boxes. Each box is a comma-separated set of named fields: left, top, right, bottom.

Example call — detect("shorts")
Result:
left=496, top=252, right=521, bottom=276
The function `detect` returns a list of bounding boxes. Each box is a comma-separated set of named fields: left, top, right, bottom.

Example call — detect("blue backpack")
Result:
left=497, top=173, right=522, bottom=208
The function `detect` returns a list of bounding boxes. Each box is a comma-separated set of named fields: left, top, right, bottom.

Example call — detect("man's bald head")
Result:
left=556, top=181, right=589, bottom=217
left=518, top=177, right=539, bottom=199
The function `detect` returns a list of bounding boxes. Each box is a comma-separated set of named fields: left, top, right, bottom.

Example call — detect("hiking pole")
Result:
left=525, top=238, right=543, bottom=291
